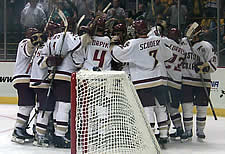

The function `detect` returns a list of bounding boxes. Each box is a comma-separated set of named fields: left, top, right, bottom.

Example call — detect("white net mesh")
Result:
left=74, top=70, right=161, bottom=154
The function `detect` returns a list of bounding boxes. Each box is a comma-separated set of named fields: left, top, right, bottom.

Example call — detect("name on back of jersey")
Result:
left=139, top=40, right=160, bottom=50
left=92, top=39, right=109, bottom=49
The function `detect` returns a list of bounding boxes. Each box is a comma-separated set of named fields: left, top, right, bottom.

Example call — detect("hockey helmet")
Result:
left=45, top=21, right=62, bottom=35
left=168, top=28, right=181, bottom=42
left=132, top=20, right=148, bottom=35
left=94, top=16, right=106, bottom=31
left=113, top=23, right=127, bottom=35
left=25, top=28, right=39, bottom=39
left=86, top=16, right=106, bottom=35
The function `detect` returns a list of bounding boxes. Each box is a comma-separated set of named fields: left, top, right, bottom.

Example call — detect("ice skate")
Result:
left=170, top=127, right=184, bottom=141
left=53, top=135, right=71, bottom=148
left=158, top=137, right=168, bottom=149
left=181, top=129, right=192, bottom=143
left=197, top=130, right=206, bottom=142
left=11, top=127, right=34, bottom=144
left=33, top=134, right=49, bottom=147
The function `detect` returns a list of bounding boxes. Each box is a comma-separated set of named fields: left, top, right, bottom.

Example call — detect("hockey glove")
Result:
left=194, top=62, right=210, bottom=74
left=46, top=55, right=63, bottom=67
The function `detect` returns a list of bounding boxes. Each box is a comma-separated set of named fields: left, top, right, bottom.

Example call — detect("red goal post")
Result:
left=71, top=70, right=161, bottom=154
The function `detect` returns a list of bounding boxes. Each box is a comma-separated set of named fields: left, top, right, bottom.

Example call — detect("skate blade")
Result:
left=181, top=137, right=192, bottom=143
left=197, top=137, right=205, bottom=142
left=170, top=137, right=181, bottom=141
left=33, top=141, right=49, bottom=147
left=24, top=138, right=34, bottom=143
left=11, top=136, right=25, bottom=144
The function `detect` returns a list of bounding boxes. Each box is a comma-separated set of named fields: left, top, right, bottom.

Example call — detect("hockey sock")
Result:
left=15, top=106, right=33, bottom=128
left=196, top=106, right=207, bottom=132
left=144, top=106, right=156, bottom=132
left=155, top=105, right=168, bottom=138
left=169, top=107, right=182, bottom=128
left=36, top=111, right=52, bottom=136
left=53, top=101, right=59, bottom=130
left=54, top=101, right=71, bottom=137
left=182, top=103, right=193, bottom=131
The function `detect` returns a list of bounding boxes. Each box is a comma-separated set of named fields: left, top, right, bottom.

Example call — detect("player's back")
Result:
left=49, top=32, right=81, bottom=74
left=30, top=42, right=49, bottom=88
left=14, top=39, right=31, bottom=76
left=112, top=35, right=172, bottom=89
left=13, top=39, right=31, bottom=85
left=164, top=38, right=185, bottom=89
left=49, top=32, right=81, bottom=56
left=82, top=36, right=111, bottom=70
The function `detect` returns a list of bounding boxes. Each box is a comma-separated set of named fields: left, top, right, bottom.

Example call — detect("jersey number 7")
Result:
left=149, top=49, right=158, bottom=69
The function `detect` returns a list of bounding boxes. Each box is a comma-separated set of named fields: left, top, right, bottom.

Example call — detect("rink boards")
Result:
left=0, top=62, right=225, bottom=116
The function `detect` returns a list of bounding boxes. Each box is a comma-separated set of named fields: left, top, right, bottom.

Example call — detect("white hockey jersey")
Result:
left=73, top=36, right=111, bottom=71
left=13, top=39, right=32, bottom=85
left=44, top=32, right=82, bottom=81
left=181, top=38, right=218, bottom=88
left=30, top=42, right=49, bottom=89
left=164, top=38, right=185, bottom=89
left=111, top=36, right=173, bottom=90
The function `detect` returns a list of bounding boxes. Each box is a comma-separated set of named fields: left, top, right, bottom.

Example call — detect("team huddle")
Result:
left=11, top=10, right=218, bottom=149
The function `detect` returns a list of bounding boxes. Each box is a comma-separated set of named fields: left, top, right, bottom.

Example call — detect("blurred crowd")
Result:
left=0, top=0, right=225, bottom=50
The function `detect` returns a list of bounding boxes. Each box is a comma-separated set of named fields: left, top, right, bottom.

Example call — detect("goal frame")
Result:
left=71, top=72, right=77, bottom=154
left=70, top=71, right=161, bottom=154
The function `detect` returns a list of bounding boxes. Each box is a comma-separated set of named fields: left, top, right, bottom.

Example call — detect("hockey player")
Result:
left=111, top=20, right=173, bottom=145
left=11, top=28, right=46, bottom=144
left=164, top=28, right=185, bottom=140
left=30, top=22, right=61, bottom=147
left=39, top=19, right=82, bottom=148
left=180, top=22, right=218, bottom=142
left=73, top=16, right=111, bottom=71
left=110, top=23, right=130, bottom=72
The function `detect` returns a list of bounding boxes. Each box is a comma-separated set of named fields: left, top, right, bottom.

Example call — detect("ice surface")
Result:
left=0, top=104, right=224, bottom=154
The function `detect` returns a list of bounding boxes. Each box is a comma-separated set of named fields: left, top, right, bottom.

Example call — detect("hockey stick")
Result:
left=76, top=15, right=86, bottom=34
left=42, top=8, right=68, bottom=118
left=103, top=2, right=112, bottom=13
left=25, top=8, right=55, bottom=74
left=26, top=107, right=39, bottom=129
left=186, top=38, right=217, bottom=120
left=199, top=73, right=217, bottom=120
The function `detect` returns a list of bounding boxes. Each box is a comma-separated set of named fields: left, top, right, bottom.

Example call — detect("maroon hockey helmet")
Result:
left=167, top=28, right=181, bottom=42
left=95, top=16, right=106, bottom=31
left=45, top=21, right=62, bottom=36
left=132, top=20, right=148, bottom=35
left=113, top=23, right=127, bottom=34
left=46, top=21, right=61, bottom=31
left=87, top=16, right=106, bottom=35
left=25, top=28, right=39, bottom=39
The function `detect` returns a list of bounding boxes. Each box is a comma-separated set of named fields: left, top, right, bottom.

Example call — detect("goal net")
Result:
left=71, top=70, right=161, bottom=154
